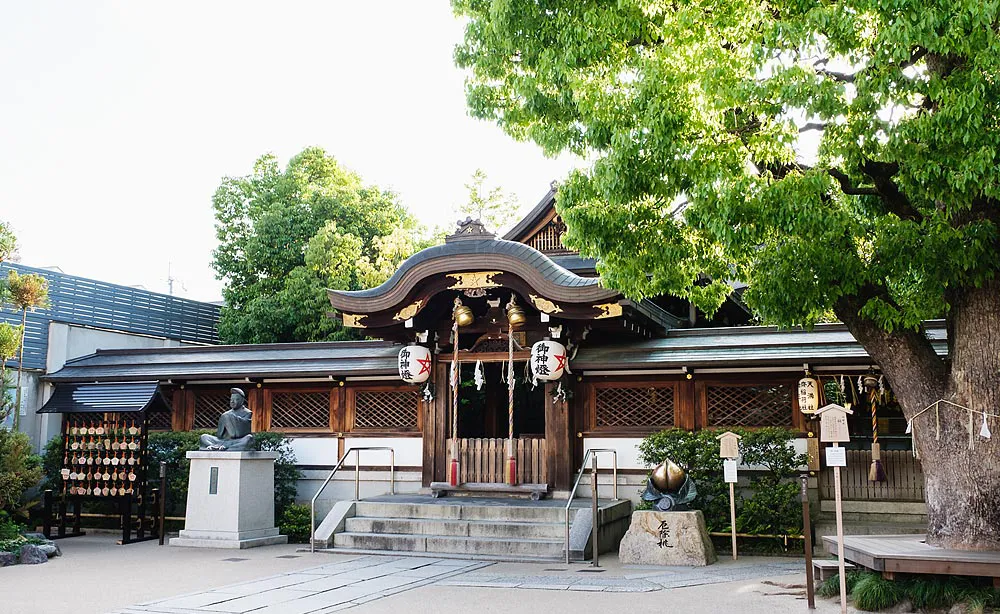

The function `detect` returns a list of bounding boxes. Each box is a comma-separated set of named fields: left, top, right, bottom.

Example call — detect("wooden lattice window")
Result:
left=147, top=408, right=173, bottom=431
left=706, top=383, right=793, bottom=427
left=192, top=389, right=230, bottom=429
left=349, top=388, right=419, bottom=432
left=268, top=390, right=331, bottom=431
left=528, top=218, right=568, bottom=253
left=593, top=384, right=675, bottom=431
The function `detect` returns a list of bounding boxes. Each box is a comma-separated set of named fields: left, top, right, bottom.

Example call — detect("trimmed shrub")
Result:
left=852, top=572, right=903, bottom=611
left=279, top=503, right=312, bottom=543
left=0, top=429, right=42, bottom=518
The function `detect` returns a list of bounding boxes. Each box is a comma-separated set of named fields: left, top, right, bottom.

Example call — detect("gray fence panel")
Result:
left=0, top=263, right=220, bottom=370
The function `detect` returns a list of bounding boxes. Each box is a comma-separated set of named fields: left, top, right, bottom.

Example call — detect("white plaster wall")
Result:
left=288, top=436, right=422, bottom=468
left=342, top=437, right=422, bottom=467
left=582, top=437, right=644, bottom=469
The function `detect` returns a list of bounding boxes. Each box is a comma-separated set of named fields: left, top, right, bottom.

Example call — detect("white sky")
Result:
left=0, top=2, right=579, bottom=302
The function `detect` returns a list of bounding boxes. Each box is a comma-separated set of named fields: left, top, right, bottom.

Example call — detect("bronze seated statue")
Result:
left=199, top=388, right=255, bottom=451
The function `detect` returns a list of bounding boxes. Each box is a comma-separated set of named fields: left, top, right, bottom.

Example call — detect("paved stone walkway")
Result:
left=108, top=556, right=489, bottom=614
left=107, top=553, right=809, bottom=612
left=436, top=558, right=805, bottom=592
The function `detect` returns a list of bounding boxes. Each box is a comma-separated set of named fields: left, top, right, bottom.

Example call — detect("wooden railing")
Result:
left=446, top=437, right=547, bottom=485
left=819, top=449, right=925, bottom=502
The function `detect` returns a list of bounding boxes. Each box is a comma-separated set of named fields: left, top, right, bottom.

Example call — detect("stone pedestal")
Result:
left=169, top=451, right=288, bottom=549
left=619, top=510, right=716, bottom=566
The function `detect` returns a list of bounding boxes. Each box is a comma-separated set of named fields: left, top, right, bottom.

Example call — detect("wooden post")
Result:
left=816, top=403, right=852, bottom=614
left=591, top=453, right=599, bottom=568
left=718, top=432, right=741, bottom=561
left=158, top=461, right=167, bottom=546
left=833, top=452, right=847, bottom=614
left=801, top=474, right=815, bottom=610
left=729, top=481, right=737, bottom=560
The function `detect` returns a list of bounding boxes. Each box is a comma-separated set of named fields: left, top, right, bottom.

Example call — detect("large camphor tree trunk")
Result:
left=837, top=279, right=1000, bottom=551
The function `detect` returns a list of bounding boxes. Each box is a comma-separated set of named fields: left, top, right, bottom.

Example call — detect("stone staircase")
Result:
left=314, top=496, right=632, bottom=562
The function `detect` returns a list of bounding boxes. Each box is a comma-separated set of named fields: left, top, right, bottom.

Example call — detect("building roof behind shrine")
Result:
left=42, top=340, right=400, bottom=383
left=572, top=321, right=948, bottom=370
left=41, top=322, right=948, bottom=382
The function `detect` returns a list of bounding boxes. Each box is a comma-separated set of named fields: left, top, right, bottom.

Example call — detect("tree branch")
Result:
left=827, top=168, right=878, bottom=196
left=859, top=160, right=923, bottom=222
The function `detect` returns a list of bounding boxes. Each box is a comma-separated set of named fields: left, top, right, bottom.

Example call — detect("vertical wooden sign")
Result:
left=816, top=404, right=852, bottom=614
left=717, top=431, right=742, bottom=561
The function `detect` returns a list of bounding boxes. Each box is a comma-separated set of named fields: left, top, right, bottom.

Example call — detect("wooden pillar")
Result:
left=676, top=380, right=696, bottom=430
left=170, top=388, right=186, bottom=432
left=250, top=384, right=266, bottom=432
left=423, top=360, right=450, bottom=487
left=544, top=381, right=572, bottom=490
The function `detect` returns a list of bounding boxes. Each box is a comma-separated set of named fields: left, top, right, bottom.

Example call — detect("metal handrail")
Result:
left=564, top=448, right=617, bottom=564
left=310, top=446, right=395, bottom=553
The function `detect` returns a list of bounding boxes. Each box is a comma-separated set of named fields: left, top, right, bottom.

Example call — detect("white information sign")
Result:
left=826, top=446, right=847, bottom=467
left=723, top=459, right=738, bottom=483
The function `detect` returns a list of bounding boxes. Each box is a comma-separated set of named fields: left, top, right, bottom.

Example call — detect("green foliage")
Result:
left=638, top=427, right=806, bottom=535
left=852, top=572, right=903, bottom=611
left=0, top=429, right=42, bottom=518
left=279, top=503, right=312, bottom=544
left=818, top=569, right=866, bottom=598
left=253, top=431, right=303, bottom=522
left=0, top=510, right=21, bottom=540
left=453, top=1, right=1000, bottom=331
left=457, top=168, right=520, bottom=233
left=819, top=571, right=1000, bottom=610
left=0, top=220, right=15, bottom=266
left=211, top=147, right=438, bottom=344
left=144, top=430, right=210, bottom=515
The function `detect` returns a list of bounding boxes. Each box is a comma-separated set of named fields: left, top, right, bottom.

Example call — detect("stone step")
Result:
left=332, top=531, right=565, bottom=559
left=345, top=516, right=565, bottom=539
left=354, top=501, right=568, bottom=523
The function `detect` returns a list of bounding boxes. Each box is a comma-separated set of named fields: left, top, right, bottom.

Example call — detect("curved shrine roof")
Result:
left=327, top=219, right=618, bottom=315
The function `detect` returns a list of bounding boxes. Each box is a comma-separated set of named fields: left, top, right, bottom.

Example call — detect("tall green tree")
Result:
left=212, top=147, right=433, bottom=343
left=455, top=1, right=1000, bottom=549
left=0, top=225, right=20, bottom=426
left=6, top=270, right=47, bottom=431
left=457, top=168, right=520, bottom=233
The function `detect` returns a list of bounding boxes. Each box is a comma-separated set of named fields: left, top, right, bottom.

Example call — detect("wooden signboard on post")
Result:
left=717, top=431, right=741, bottom=561
left=816, top=404, right=853, bottom=614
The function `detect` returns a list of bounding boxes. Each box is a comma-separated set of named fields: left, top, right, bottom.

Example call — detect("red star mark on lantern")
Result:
left=554, top=352, right=567, bottom=372
left=416, top=355, right=432, bottom=376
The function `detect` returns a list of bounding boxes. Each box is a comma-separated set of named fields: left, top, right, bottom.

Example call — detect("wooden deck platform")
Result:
left=823, top=534, right=1000, bottom=583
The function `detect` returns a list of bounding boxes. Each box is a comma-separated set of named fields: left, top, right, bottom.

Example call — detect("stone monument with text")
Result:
left=619, top=458, right=716, bottom=566
left=170, top=388, right=287, bottom=549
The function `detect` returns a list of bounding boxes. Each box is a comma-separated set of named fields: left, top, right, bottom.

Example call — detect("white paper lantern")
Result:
left=529, top=340, right=568, bottom=382
left=398, top=345, right=432, bottom=384
left=798, top=376, right=820, bottom=414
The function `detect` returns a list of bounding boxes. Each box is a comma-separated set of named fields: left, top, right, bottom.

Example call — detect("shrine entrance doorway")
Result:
left=446, top=359, right=548, bottom=485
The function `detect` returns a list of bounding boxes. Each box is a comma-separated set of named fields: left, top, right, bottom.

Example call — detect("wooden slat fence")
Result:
left=446, top=438, right=547, bottom=485
left=819, top=449, right=925, bottom=502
